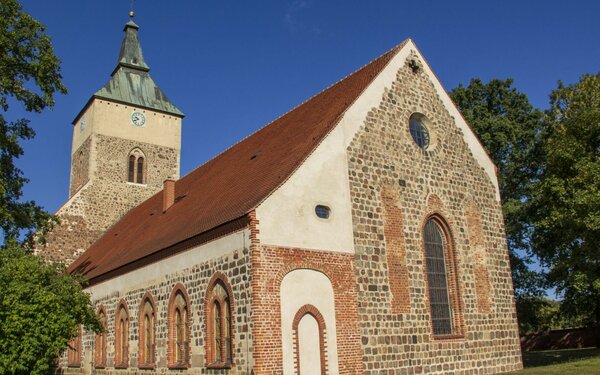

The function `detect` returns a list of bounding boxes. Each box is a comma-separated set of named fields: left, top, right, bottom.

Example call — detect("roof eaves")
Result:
left=72, top=214, right=251, bottom=285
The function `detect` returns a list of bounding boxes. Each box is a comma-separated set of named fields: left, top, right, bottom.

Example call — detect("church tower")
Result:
left=39, top=17, right=183, bottom=264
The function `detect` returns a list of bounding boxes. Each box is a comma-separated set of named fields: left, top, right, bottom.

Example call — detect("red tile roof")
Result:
left=68, top=40, right=408, bottom=284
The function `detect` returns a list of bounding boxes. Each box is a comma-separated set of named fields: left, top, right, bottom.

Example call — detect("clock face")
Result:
left=131, top=111, right=146, bottom=127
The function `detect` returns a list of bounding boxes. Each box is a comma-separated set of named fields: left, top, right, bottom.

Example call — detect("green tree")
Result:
left=450, top=78, right=545, bottom=296
left=0, top=1, right=101, bottom=373
left=0, top=0, right=66, bottom=245
left=0, top=245, right=101, bottom=375
left=531, top=73, right=600, bottom=338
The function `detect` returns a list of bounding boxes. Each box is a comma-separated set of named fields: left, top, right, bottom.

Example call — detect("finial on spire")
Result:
left=129, top=0, right=135, bottom=18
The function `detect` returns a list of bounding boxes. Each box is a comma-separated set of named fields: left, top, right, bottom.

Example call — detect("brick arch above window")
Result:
left=420, top=214, right=465, bottom=338
left=114, top=299, right=130, bottom=368
left=292, top=304, right=328, bottom=375
left=127, top=147, right=146, bottom=184
left=138, top=292, right=157, bottom=369
left=205, top=272, right=235, bottom=369
left=95, top=305, right=108, bottom=368
left=276, top=265, right=332, bottom=287
left=167, top=283, right=191, bottom=369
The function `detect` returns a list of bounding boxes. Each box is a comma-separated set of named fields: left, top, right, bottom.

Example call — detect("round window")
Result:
left=409, top=113, right=430, bottom=149
left=315, top=205, right=331, bottom=219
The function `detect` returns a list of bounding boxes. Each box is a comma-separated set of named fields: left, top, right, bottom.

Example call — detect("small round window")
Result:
left=409, top=113, right=430, bottom=149
left=315, top=205, right=331, bottom=219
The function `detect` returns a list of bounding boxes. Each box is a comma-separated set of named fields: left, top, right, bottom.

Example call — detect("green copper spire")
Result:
left=92, top=18, right=184, bottom=117
left=115, top=19, right=149, bottom=72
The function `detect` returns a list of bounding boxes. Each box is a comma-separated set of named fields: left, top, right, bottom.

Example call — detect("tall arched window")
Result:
left=168, top=284, right=190, bottom=368
left=136, top=157, right=145, bottom=184
left=67, top=326, right=82, bottom=367
left=94, top=307, right=107, bottom=368
left=423, top=217, right=463, bottom=337
left=114, top=300, right=129, bottom=368
left=138, top=293, right=156, bottom=368
left=206, top=273, right=234, bottom=368
left=292, top=305, right=328, bottom=375
left=127, top=148, right=146, bottom=184
left=128, top=155, right=136, bottom=182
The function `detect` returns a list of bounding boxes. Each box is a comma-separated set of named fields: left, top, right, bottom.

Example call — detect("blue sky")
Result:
left=11, top=0, right=600, bottom=214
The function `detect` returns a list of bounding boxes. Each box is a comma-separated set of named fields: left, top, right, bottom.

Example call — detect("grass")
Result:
left=502, top=348, right=600, bottom=374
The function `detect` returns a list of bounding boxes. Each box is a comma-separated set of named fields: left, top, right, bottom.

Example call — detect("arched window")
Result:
left=206, top=273, right=234, bottom=368
left=127, top=148, right=146, bottom=184
left=114, top=300, right=129, bottom=368
left=67, top=325, right=82, bottom=367
left=138, top=293, right=156, bottom=368
left=168, top=284, right=190, bottom=368
left=128, top=155, right=136, bottom=182
left=423, top=217, right=463, bottom=337
left=292, top=305, right=328, bottom=375
left=94, top=307, right=107, bottom=368
left=136, top=157, right=145, bottom=184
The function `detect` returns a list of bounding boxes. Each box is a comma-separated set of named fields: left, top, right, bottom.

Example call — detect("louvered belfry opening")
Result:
left=424, top=219, right=453, bottom=335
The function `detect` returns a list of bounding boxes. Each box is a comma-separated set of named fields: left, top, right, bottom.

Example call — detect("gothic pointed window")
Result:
left=168, top=284, right=190, bottom=368
left=114, top=300, right=129, bottom=368
left=292, top=305, right=328, bottom=375
left=422, top=217, right=463, bottom=337
left=127, top=148, right=146, bottom=184
left=214, top=301, right=222, bottom=360
left=128, top=155, right=136, bottom=182
left=206, top=273, right=234, bottom=368
left=136, top=157, right=145, bottom=184
left=94, top=307, right=107, bottom=368
left=224, top=298, right=232, bottom=362
left=138, top=293, right=156, bottom=368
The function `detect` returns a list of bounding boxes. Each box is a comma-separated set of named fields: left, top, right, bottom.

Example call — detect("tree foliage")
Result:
left=516, top=295, right=585, bottom=335
left=449, top=78, right=545, bottom=296
left=0, top=0, right=66, bottom=245
left=531, top=73, right=600, bottom=330
left=0, top=2, right=101, bottom=373
left=0, top=246, right=101, bottom=375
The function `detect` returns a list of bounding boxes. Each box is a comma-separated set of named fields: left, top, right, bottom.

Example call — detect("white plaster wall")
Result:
left=72, top=99, right=182, bottom=153
left=255, top=122, right=355, bottom=253
left=86, top=229, right=249, bottom=299
left=280, top=269, right=339, bottom=375
left=256, top=41, right=500, bottom=250
left=71, top=105, right=94, bottom=153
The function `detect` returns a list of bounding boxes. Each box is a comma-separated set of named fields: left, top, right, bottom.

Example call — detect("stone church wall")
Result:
left=58, top=246, right=253, bottom=374
left=39, top=134, right=178, bottom=265
left=346, top=56, right=522, bottom=374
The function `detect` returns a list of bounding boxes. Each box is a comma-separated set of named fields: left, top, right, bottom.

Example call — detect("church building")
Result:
left=45, top=15, right=523, bottom=375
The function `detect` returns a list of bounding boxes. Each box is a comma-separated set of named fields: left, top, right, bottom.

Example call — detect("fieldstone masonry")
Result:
left=346, top=54, right=522, bottom=373
left=58, top=248, right=253, bottom=375
left=38, top=134, right=178, bottom=264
